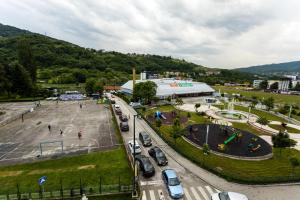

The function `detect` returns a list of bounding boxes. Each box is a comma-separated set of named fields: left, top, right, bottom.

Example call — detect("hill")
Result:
left=236, top=61, right=300, bottom=75
left=0, top=23, right=206, bottom=74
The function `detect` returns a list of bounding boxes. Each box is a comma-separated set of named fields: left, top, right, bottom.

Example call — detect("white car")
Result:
left=211, top=192, right=248, bottom=200
left=128, top=140, right=142, bottom=155
left=114, top=104, right=120, bottom=109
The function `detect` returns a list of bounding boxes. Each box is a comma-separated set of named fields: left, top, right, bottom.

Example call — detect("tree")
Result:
left=170, top=117, right=182, bottom=144
left=175, top=97, right=183, bottom=107
left=155, top=119, right=162, bottom=128
left=256, top=117, right=269, bottom=126
left=85, top=78, right=96, bottom=95
left=17, top=38, right=36, bottom=83
left=259, top=80, right=268, bottom=90
left=272, top=131, right=297, bottom=155
left=10, top=63, right=33, bottom=96
left=133, top=81, right=157, bottom=104
left=263, top=97, right=274, bottom=111
left=294, top=83, right=300, bottom=91
left=93, top=82, right=104, bottom=96
left=195, top=103, right=201, bottom=112
left=290, top=157, right=300, bottom=177
left=270, top=82, right=279, bottom=90
left=0, top=64, right=12, bottom=96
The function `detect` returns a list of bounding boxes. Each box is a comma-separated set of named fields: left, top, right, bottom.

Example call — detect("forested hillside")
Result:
left=236, top=61, right=300, bottom=75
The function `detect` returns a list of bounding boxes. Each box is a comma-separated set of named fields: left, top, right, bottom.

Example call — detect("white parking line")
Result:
left=197, top=186, right=209, bottom=200
left=149, top=190, right=156, bottom=200
left=191, top=187, right=203, bottom=200
left=183, top=188, right=193, bottom=200
left=142, top=191, right=147, bottom=200
left=205, top=185, right=214, bottom=195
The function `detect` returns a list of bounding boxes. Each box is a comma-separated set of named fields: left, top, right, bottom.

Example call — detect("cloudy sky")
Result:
left=1, top=0, right=300, bottom=69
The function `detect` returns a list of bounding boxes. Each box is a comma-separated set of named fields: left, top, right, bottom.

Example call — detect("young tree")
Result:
left=155, top=119, right=162, bottom=128
left=10, top=63, right=33, bottom=96
left=270, top=82, right=279, bottom=90
left=259, top=80, right=268, bottom=90
left=170, top=117, right=182, bottom=144
left=294, top=83, right=300, bottom=91
left=263, top=97, right=275, bottom=111
left=93, top=82, right=104, bottom=96
left=290, top=157, right=300, bottom=177
left=256, top=117, right=269, bottom=126
left=272, top=131, right=297, bottom=155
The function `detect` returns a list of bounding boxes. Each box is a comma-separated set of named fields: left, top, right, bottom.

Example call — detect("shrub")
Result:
left=187, top=112, right=191, bottom=118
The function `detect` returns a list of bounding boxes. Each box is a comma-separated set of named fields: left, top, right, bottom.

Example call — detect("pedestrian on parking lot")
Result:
left=78, top=130, right=82, bottom=139
left=60, top=129, right=63, bottom=135
left=21, top=114, right=24, bottom=122
left=48, top=124, right=51, bottom=132
left=80, top=103, right=82, bottom=109
left=159, top=192, right=165, bottom=200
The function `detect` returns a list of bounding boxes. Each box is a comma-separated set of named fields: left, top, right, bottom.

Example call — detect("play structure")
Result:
left=154, top=111, right=166, bottom=120
left=184, top=124, right=272, bottom=158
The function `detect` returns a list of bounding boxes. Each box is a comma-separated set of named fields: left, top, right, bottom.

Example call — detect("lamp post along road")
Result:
left=132, top=114, right=138, bottom=197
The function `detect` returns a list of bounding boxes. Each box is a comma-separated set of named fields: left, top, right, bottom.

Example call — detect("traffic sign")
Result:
left=39, top=176, right=47, bottom=185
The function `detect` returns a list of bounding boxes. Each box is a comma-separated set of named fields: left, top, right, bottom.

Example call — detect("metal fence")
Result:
left=0, top=180, right=132, bottom=200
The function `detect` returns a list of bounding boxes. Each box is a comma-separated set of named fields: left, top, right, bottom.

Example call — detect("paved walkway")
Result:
left=117, top=97, right=300, bottom=200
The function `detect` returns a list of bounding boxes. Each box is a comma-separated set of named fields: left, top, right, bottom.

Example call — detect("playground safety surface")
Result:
left=185, top=124, right=272, bottom=158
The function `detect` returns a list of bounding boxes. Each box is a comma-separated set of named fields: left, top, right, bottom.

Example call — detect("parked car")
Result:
left=120, top=121, right=129, bottom=131
left=139, top=132, right=152, bottom=147
left=148, top=146, right=168, bottom=166
left=110, top=99, right=116, bottom=104
left=211, top=191, right=248, bottom=200
left=115, top=108, right=122, bottom=115
left=114, top=104, right=120, bottom=109
left=162, top=169, right=184, bottom=199
left=128, top=140, right=142, bottom=155
left=119, top=114, right=128, bottom=122
left=135, top=155, right=155, bottom=177
left=129, top=102, right=142, bottom=108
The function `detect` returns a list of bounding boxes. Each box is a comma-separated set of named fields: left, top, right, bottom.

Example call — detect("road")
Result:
left=113, top=96, right=300, bottom=200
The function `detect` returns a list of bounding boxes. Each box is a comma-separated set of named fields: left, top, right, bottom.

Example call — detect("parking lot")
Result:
left=0, top=100, right=117, bottom=164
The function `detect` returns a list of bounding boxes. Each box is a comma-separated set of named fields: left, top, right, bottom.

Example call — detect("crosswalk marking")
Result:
left=205, top=186, right=214, bottom=195
left=142, top=191, right=147, bottom=200
left=149, top=190, right=156, bottom=200
left=183, top=188, right=193, bottom=200
left=191, top=187, right=203, bottom=200
left=215, top=188, right=221, bottom=193
left=197, top=186, right=209, bottom=200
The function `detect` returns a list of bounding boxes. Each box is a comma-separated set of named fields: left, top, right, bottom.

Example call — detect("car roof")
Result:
left=164, top=169, right=177, bottom=178
left=140, top=132, right=149, bottom=136
left=128, top=140, right=139, bottom=145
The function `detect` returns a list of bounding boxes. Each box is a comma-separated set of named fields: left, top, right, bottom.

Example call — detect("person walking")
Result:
left=159, top=192, right=165, bottom=200
left=80, top=103, right=82, bottom=109
left=48, top=124, right=51, bottom=132
left=60, top=129, right=63, bottom=135
left=21, top=114, right=24, bottom=122
left=78, top=130, right=82, bottom=139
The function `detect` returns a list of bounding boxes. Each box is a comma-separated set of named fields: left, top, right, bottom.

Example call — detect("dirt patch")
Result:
left=0, top=171, right=23, bottom=177
left=78, top=165, right=96, bottom=170
left=147, top=111, right=188, bottom=125
left=27, top=169, right=65, bottom=175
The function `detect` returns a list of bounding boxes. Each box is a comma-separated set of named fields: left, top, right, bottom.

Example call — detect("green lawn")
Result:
left=269, top=124, right=300, bottom=134
left=143, top=105, right=300, bottom=184
left=0, top=148, right=133, bottom=194
left=214, top=86, right=300, bottom=105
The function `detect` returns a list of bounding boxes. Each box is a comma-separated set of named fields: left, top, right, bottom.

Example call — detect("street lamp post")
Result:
left=132, top=114, right=138, bottom=197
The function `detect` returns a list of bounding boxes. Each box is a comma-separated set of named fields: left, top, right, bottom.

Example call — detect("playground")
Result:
left=146, top=110, right=188, bottom=125
left=185, top=124, right=272, bottom=158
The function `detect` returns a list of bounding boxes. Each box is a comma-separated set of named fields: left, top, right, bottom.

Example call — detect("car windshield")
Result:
left=143, top=134, right=150, bottom=139
left=143, top=160, right=153, bottom=171
left=168, top=177, right=180, bottom=186
left=218, top=192, right=231, bottom=200
left=134, top=145, right=140, bottom=150
left=156, top=151, right=165, bottom=158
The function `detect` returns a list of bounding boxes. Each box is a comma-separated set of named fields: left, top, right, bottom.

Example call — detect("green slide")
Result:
left=224, top=132, right=238, bottom=145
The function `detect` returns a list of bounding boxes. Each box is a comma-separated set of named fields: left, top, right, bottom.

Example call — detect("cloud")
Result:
left=0, top=0, right=300, bottom=68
